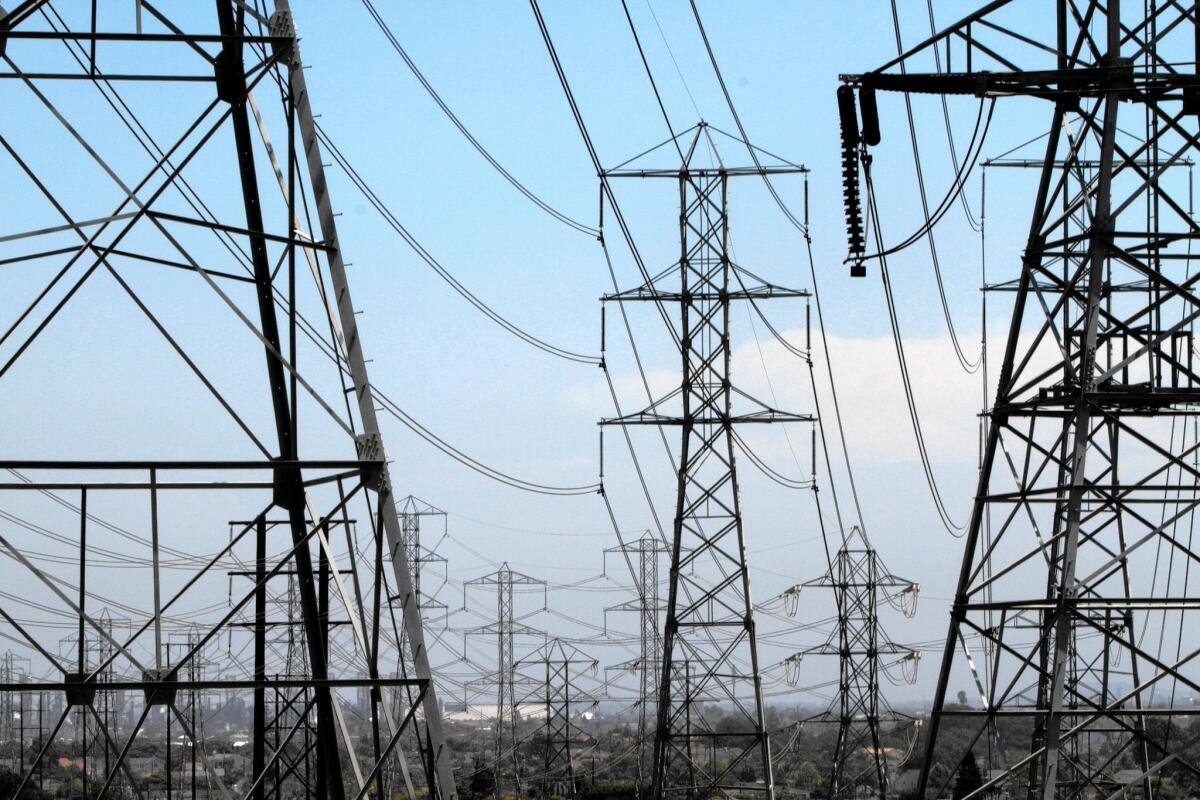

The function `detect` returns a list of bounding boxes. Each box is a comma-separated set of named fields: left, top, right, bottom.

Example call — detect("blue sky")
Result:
left=0, top=0, right=1126, bottom=707
left=282, top=0, right=1030, bottom=700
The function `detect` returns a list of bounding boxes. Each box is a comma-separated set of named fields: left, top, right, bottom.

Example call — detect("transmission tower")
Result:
left=601, top=122, right=811, bottom=800
left=0, top=3, right=456, bottom=797
left=0, top=651, right=31, bottom=760
left=604, top=532, right=668, bottom=794
left=465, top=563, right=547, bottom=797
left=397, top=494, right=450, bottom=619
left=164, top=629, right=214, bottom=799
left=515, top=638, right=599, bottom=799
left=784, top=526, right=919, bottom=800
left=843, top=4, right=1200, bottom=799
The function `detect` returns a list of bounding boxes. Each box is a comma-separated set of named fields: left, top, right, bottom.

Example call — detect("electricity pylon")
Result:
left=602, top=123, right=811, bottom=800
left=465, top=563, right=547, bottom=797
left=843, top=4, right=1200, bottom=798
left=0, top=3, right=456, bottom=796
left=516, top=638, right=599, bottom=799
left=604, top=532, right=669, bottom=795
left=784, top=527, right=919, bottom=800
left=397, top=494, right=449, bottom=617
left=0, top=651, right=33, bottom=779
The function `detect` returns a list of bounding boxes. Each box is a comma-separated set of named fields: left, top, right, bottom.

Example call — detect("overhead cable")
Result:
left=372, top=389, right=600, bottom=497
left=886, top=0, right=985, bottom=373
left=357, top=0, right=599, bottom=237
left=866, top=165, right=966, bottom=536
left=315, top=123, right=601, bottom=366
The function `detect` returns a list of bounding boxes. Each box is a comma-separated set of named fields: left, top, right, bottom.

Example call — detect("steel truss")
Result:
left=0, top=2, right=456, bottom=797
left=464, top=563, right=546, bottom=799
left=604, top=532, right=668, bottom=795
left=515, top=638, right=598, bottom=800
left=785, top=527, right=919, bottom=800
left=602, top=123, right=810, bottom=800
left=397, top=495, right=449, bottom=620
left=843, top=2, right=1200, bottom=799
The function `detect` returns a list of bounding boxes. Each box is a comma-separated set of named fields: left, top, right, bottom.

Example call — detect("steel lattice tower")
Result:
left=842, top=3, right=1200, bottom=799
left=0, top=3, right=456, bottom=797
left=785, top=527, right=919, bottom=800
left=605, top=532, right=669, bottom=794
left=465, top=563, right=547, bottom=797
left=398, top=494, right=449, bottom=616
left=602, top=123, right=811, bottom=800
left=516, top=638, right=599, bottom=800
left=0, top=651, right=30, bottom=752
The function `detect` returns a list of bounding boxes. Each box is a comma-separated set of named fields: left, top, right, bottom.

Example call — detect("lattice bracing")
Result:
left=843, top=4, right=1200, bottom=799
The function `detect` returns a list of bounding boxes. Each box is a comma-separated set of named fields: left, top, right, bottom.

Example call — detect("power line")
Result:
left=372, top=389, right=600, bottom=497
left=887, top=0, right=981, bottom=374
left=356, top=0, right=599, bottom=238
left=314, top=123, right=601, bottom=366
left=865, top=163, right=966, bottom=536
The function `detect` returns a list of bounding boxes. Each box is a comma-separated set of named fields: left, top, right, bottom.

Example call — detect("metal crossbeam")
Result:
left=602, top=124, right=808, bottom=800
left=845, top=4, right=1200, bottom=799
left=0, top=4, right=457, bottom=797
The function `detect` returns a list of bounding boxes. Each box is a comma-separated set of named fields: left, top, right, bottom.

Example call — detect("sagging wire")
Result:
left=357, top=0, right=598, bottom=237
left=314, top=124, right=601, bottom=366
left=887, top=0, right=987, bottom=374
left=865, top=161, right=967, bottom=536
left=373, top=390, right=600, bottom=497
left=924, top=0, right=982, bottom=234
left=687, top=0, right=808, bottom=237
left=881, top=650, right=922, bottom=687
left=733, top=430, right=814, bottom=491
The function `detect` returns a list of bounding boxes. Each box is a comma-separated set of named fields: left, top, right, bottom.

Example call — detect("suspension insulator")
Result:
left=838, top=87, right=866, bottom=276
left=837, top=85, right=859, bottom=147
left=860, top=85, right=881, bottom=146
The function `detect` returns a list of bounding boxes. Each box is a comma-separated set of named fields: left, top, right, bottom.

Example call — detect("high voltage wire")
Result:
left=372, top=389, right=600, bottom=497
left=356, top=0, right=600, bottom=239
left=888, top=0, right=982, bottom=375
left=923, top=0, right=982, bottom=234
left=1, top=11, right=958, bottom=789
left=688, top=0, right=809, bottom=237
left=838, top=70, right=993, bottom=537
left=242, top=39, right=610, bottom=493
left=859, top=97, right=994, bottom=261
left=314, top=124, right=602, bottom=367
left=31, top=7, right=596, bottom=504
left=528, top=0, right=681, bottom=350
left=682, top=0, right=862, bottom=586
left=866, top=167, right=966, bottom=537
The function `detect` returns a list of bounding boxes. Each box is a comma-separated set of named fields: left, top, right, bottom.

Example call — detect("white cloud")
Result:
left=566, top=329, right=990, bottom=467
left=735, top=329, right=987, bottom=465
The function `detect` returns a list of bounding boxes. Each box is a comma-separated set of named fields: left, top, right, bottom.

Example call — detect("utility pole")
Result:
left=465, top=563, right=547, bottom=798
left=602, top=123, right=811, bottom=800
left=784, top=527, right=919, bottom=800
left=0, top=3, right=457, bottom=796
left=516, top=638, right=599, bottom=799
left=843, top=4, right=1200, bottom=798
left=604, top=533, right=668, bottom=796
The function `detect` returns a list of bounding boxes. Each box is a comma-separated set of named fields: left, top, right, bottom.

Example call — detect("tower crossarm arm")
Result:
left=841, top=63, right=1198, bottom=103
left=464, top=622, right=544, bottom=638
left=603, top=285, right=810, bottom=302
left=601, top=410, right=814, bottom=426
